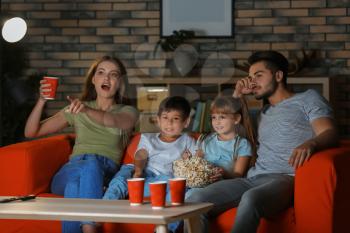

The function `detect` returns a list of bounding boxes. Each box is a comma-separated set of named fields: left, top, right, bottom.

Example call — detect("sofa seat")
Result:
left=1, top=134, right=350, bottom=233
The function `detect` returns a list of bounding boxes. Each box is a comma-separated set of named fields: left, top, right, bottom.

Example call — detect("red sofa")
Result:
left=0, top=134, right=350, bottom=233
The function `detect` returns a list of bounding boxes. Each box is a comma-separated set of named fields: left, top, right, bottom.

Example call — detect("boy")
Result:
left=103, top=96, right=196, bottom=202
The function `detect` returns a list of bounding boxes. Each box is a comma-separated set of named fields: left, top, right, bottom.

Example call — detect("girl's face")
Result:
left=211, top=112, right=239, bottom=137
left=157, top=110, right=189, bottom=141
left=92, top=61, right=121, bottom=99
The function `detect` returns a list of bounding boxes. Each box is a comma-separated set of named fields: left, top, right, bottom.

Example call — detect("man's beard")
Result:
left=254, top=74, right=278, bottom=100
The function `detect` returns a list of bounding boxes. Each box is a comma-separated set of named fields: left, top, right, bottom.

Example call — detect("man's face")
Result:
left=248, top=61, right=278, bottom=100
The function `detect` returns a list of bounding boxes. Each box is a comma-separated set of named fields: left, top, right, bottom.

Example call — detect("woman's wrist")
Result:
left=38, top=97, right=47, bottom=105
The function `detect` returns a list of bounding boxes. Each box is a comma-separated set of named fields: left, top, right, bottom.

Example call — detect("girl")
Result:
left=170, top=95, right=256, bottom=233
left=196, top=96, right=256, bottom=182
left=24, top=56, right=139, bottom=233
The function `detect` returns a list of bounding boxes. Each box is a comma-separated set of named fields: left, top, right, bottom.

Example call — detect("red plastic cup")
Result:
left=169, top=178, right=186, bottom=206
left=43, top=76, right=59, bottom=100
left=127, top=178, right=145, bottom=206
left=149, top=181, right=167, bottom=209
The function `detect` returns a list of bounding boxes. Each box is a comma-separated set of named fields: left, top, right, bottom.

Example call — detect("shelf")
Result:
left=130, top=76, right=331, bottom=133
left=129, top=76, right=331, bottom=100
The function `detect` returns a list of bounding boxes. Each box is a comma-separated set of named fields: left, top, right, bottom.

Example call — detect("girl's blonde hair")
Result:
left=208, top=96, right=257, bottom=158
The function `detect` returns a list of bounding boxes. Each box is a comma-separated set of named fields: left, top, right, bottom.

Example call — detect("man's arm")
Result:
left=289, top=117, right=338, bottom=169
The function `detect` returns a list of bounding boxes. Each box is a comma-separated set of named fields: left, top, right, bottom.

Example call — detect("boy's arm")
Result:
left=133, top=149, right=148, bottom=178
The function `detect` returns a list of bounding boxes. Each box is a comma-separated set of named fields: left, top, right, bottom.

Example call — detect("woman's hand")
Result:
left=66, top=96, right=89, bottom=114
left=39, top=79, right=50, bottom=101
left=210, top=166, right=224, bottom=182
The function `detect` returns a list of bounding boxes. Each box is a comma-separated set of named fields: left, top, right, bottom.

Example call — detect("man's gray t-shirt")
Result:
left=247, top=89, right=333, bottom=178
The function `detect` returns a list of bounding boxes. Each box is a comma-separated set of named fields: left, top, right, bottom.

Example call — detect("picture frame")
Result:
left=160, top=0, right=234, bottom=38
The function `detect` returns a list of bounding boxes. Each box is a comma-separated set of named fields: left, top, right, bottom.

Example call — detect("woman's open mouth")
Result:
left=101, top=83, right=111, bottom=91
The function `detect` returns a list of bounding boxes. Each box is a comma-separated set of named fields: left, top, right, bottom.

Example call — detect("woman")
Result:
left=24, top=56, right=139, bottom=233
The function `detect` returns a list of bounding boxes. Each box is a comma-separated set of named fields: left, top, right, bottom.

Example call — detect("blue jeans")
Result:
left=103, top=165, right=182, bottom=232
left=103, top=164, right=172, bottom=200
left=51, top=154, right=118, bottom=233
left=185, top=174, right=294, bottom=233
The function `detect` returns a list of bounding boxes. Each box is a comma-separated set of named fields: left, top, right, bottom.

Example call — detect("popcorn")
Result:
left=173, top=156, right=217, bottom=188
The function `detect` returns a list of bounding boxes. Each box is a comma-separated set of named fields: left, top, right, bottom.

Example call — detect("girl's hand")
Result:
left=210, top=167, right=224, bottom=182
left=194, top=149, right=204, bottom=158
left=181, top=149, right=192, bottom=159
left=66, top=96, right=88, bottom=114
left=39, top=79, right=51, bottom=101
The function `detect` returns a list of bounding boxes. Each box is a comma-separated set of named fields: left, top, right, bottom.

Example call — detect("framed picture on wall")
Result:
left=160, top=0, right=234, bottom=38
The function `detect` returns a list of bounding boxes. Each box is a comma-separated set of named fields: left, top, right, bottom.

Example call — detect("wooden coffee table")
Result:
left=0, top=197, right=212, bottom=233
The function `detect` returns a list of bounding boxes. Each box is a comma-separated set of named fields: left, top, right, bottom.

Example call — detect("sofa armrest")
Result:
left=0, top=135, right=73, bottom=196
left=122, top=133, right=141, bottom=164
left=294, top=144, right=350, bottom=233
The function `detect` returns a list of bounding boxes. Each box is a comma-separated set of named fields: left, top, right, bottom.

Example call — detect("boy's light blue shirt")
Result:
left=200, top=134, right=252, bottom=174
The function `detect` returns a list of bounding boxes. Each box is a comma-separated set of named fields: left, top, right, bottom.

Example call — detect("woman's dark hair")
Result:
left=81, top=56, right=129, bottom=104
left=248, top=50, right=289, bottom=86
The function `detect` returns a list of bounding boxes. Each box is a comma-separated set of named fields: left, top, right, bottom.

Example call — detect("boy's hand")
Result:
left=288, top=139, right=317, bottom=169
left=210, top=167, right=224, bottom=182
left=181, top=148, right=192, bottom=159
left=133, top=171, right=143, bottom=178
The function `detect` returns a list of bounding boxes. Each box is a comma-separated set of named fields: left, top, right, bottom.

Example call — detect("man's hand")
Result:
left=233, top=76, right=256, bottom=98
left=289, top=117, right=339, bottom=170
left=289, top=140, right=317, bottom=169
left=134, top=149, right=148, bottom=178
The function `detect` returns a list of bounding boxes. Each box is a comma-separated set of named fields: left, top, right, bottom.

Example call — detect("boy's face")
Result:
left=157, top=110, right=189, bottom=139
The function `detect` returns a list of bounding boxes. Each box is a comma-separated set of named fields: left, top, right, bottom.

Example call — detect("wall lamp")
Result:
left=1, top=17, right=27, bottom=43
left=0, top=1, right=28, bottom=145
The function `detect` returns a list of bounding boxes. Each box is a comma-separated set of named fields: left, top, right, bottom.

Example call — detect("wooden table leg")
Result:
left=184, top=215, right=201, bottom=233
left=155, top=224, right=168, bottom=233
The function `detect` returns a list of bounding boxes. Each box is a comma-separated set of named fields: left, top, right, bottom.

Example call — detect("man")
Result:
left=186, top=50, right=338, bottom=233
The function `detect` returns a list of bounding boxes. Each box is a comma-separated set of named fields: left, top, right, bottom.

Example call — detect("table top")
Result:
left=0, top=197, right=213, bottom=224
